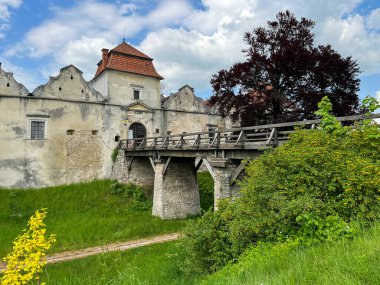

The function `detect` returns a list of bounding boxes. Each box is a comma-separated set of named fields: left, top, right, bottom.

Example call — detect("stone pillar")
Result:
left=111, top=151, right=154, bottom=188
left=152, top=157, right=200, bottom=219
left=203, top=158, right=244, bottom=210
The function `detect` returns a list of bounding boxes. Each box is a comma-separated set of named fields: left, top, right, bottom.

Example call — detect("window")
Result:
left=31, top=121, right=45, bottom=139
left=133, top=89, right=140, bottom=100
left=66, top=129, right=75, bottom=135
left=27, top=115, right=48, bottom=140
left=115, top=135, right=120, bottom=142
left=92, top=130, right=99, bottom=135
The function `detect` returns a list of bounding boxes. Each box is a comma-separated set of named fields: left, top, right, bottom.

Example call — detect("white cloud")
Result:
left=0, top=0, right=22, bottom=20
left=367, top=8, right=380, bottom=30
left=2, top=0, right=380, bottom=96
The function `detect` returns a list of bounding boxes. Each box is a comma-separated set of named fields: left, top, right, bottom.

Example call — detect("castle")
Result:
left=0, top=42, right=230, bottom=188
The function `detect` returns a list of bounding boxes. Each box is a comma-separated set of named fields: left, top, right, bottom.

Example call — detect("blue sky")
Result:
left=0, top=0, right=379, bottom=102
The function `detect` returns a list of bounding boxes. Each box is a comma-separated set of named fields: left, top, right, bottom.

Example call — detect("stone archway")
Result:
left=129, top=122, right=147, bottom=139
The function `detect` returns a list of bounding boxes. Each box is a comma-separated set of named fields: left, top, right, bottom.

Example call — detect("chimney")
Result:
left=101, top=48, right=109, bottom=69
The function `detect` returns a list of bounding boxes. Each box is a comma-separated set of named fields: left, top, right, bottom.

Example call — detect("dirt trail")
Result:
left=0, top=233, right=179, bottom=271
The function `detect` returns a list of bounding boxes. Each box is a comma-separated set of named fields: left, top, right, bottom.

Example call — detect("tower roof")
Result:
left=94, top=42, right=163, bottom=80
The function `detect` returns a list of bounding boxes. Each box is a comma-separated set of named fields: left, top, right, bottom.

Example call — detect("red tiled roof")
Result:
left=94, top=42, right=163, bottom=80
left=112, top=42, right=152, bottom=59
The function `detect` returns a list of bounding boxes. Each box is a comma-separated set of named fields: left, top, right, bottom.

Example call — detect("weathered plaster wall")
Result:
left=0, top=64, right=230, bottom=189
left=163, top=85, right=231, bottom=134
left=0, top=66, right=29, bottom=96
left=33, top=65, right=105, bottom=102
left=97, top=70, right=161, bottom=107
left=0, top=96, right=123, bottom=188
left=91, top=72, right=109, bottom=99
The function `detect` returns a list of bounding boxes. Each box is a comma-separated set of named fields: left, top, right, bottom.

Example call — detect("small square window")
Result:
left=156, top=129, right=159, bottom=133
left=133, top=89, right=140, bottom=100
left=31, top=121, right=45, bottom=139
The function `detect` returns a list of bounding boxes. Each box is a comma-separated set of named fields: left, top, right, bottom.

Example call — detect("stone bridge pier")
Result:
left=152, top=157, right=200, bottom=219
left=202, top=158, right=247, bottom=210
left=111, top=150, right=260, bottom=219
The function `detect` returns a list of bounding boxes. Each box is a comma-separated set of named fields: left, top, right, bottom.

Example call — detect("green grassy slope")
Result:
left=42, top=241, right=201, bottom=285
left=0, top=180, right=187, bottom=257
left=201, top=223, right=380, bottom=285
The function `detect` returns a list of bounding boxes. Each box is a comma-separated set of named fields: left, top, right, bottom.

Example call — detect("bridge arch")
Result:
left=128, top=122, right=146, bottom=139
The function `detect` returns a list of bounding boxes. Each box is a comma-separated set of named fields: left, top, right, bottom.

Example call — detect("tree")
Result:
left=180, top=97, right=380, bottom=274
left=209, top=10, right=361, bottom=126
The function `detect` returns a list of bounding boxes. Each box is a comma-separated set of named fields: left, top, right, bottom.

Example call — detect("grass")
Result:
left=0, top=180, right=187, bottom=257
left=41, top=241, right=202, bottom=285
left=201, top=222, right=380, bottom=285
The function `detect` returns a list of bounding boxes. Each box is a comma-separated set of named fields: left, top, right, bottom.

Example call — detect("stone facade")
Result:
left=0, top=42, right=230, bottom=188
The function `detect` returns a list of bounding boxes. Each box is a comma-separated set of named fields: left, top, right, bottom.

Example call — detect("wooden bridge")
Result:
left=113, top=114, right=379, bottom=219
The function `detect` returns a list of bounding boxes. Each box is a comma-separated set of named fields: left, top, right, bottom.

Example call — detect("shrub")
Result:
left=1, top=209, right=56, bottom=285
left=109, top=181, right=151, bottom=211
left=198, top=172, right=214, bottom=211
left=180, top=97, right=380, bottom=273
left=111, top=148, right=119, bottom=163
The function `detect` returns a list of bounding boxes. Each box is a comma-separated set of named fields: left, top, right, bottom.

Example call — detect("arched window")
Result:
left=129, top=123, right=146, bottom=139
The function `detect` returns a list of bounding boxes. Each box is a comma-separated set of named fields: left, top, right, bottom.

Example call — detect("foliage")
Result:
left=197, top=172, right=214, bottom=211
left=1, top=209, right=56, bottom=285
left=314, top=96, right=342, bottom=133
left=109, top=181, right=151, bottom=211
left=201, top=222, right=380, bottom=285
left=209, top=10, right=360, bottom=126
left=295, top=214, right=354, bottom=246
left=111, top=148, right=119, bottom=163
left=180, top=99, right=380, bottom=273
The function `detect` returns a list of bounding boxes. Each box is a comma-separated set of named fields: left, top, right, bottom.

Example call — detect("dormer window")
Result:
left=133, top=89, right=140, bottom=100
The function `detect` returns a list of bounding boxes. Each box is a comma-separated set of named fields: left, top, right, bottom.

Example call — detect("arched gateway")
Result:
left=128, top=123, right=146, bottom=139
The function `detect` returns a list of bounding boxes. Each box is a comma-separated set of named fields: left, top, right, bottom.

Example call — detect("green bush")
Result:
left=109, top=181, right=151, bottom=211
left=198, top=172, right=214, bottom=211
left=180, top=97, right=380, bottom=273
left=111, top=148, right=119, bottom=163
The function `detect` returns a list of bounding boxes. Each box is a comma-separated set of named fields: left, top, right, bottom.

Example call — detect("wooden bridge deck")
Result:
left=120, top=114, right=380, bottom=153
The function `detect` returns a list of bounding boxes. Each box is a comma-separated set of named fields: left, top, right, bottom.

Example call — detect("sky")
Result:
left=0, top=0, right=380, bottom=103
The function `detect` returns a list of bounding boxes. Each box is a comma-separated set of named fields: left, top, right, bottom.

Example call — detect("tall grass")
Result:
left=0, top=180, right=187, bottom=257
left=42, top=241, right=201, bottom=285
left=201, top=222, right=380, bottom=285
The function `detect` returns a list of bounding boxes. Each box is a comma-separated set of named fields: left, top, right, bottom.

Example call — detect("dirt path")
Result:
left=0, top=233, right=180, bottom=271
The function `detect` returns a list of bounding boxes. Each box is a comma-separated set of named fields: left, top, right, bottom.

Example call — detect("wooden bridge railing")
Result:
left=119, top=114, right=380, bottom=151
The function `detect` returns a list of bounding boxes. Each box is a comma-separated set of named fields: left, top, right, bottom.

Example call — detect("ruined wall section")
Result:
left=33, top=65, right=105, bottom=102
left=0, top=96, right=124, bottom=188
left=66, top=131, right=104, bottom=183
left=163, top=85, right=230, bottom=134
left=0, top=65, right=29, bottom=96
